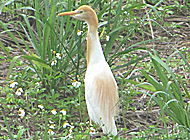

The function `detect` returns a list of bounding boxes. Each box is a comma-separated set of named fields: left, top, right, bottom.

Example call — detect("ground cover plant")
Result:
left=0, top=0, right=190, bottom=139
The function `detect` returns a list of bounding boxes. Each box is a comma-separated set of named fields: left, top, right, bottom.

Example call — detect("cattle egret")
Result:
left=58, top=5, right=119, bottom=135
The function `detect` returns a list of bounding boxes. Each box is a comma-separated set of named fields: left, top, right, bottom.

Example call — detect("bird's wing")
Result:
left=85, top=66, right=119, bottom=126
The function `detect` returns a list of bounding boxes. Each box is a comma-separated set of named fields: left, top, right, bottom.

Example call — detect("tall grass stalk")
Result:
left=2, top=109, right=14, bottom=140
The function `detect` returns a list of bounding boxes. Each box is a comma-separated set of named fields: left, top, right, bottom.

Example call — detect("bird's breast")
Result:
left=85, top=61, right=115, bottom=87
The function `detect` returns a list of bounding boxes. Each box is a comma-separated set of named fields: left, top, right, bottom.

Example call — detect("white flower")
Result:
left=56, top=53, right=62, bottom=59
left=72, top=80, right=81, bottom=88
left=38, top=104, right=44, bottom=110
left=69, top=128, right=73, bottom=133
left=51, top=60, right=57, bottom=66
left=48, top=129, right=55, bottom=135
left=68, top=133, right=73, bottom=138
left=18, top=108, right=25, bottom=118
left=10, top=81, right=18, bottom=88
left=51, top=109, right=57, bottom=115
left=70, top=125, right=74, bottom=129
left=60, top=109, right=66, bottom=115
left=69, top=125, right=74, bottom=133
left=15, top=88, right=23, bottom=96
left=77, top=30, right=83, bottom=36
left=106, top=35, right=110, bottom=41
left=49, top=120, right=54, bottom=124
left=49, top=124, right=55, bottom=129
left=89, top=127, right=96, bottom=135
left=63, top=122, right=71, bottom=128
left=35, top=82, right=40, bottom=86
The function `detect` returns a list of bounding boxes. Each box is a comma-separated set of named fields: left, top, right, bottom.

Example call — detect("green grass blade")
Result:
left=141, top=70, right=166, bottom=92
left=150, top=56, right=169, bottom=87
left=177, top=49, right=190, bottom=70
left=113, top=54, right=149, bottom=70
left=21, top=14, right=40, bottom=55
left=0, top=21, right=23, bottom=53
left=127, top=80, right=156, bottom=92
left=7, top=56, right=21, bottom=78
left=163, top=99, right=185, bottom=125
left=35, top=0, right=42, bottom=42
left=42, top=4, right=56, bottom=60
left=0, top=40, right=10, bottom=58
left=150, top=52, right=183, bottom=100
left=2, top=110, right=14, bottom=140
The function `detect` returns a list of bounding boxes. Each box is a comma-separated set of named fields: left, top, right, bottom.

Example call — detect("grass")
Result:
left=0, top=0, right=190, bottom=139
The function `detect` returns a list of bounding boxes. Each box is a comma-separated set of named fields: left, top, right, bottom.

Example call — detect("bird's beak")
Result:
left=58, top=10, right=77, bottom=16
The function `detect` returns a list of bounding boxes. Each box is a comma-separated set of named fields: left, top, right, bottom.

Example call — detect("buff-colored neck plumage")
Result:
left=82, top=6, right=105, bottom=68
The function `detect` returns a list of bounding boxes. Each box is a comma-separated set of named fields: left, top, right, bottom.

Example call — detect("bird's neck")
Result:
left=86, top=23, right=105, bottom=68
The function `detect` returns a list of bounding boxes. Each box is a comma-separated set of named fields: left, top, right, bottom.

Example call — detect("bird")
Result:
left=58, top=5, right=119, bottom=135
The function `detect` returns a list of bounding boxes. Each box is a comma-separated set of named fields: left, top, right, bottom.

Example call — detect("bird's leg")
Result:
left=89, top=118, right=92, bottom=126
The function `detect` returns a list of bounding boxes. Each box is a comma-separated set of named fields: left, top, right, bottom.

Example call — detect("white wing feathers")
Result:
left=85, top=62, right=119, bottom=135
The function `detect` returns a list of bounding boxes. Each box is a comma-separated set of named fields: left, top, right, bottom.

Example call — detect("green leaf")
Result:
left=141, top=70, right=166, bottom=92
left=127, top=80, right=156, bottom=92
left=7, top=56, right=21, bottom=78
left=177, top=50, right=190, bottom=71
left=22, top=55, right=53, bottom=71
left=0, top=0, right=14, bottom=14
left=113, top=54, right=148, bottom=70
left=0, top=40, right=10, bottom=58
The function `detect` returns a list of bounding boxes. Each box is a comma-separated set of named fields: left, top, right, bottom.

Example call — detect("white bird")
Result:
left=58, top=5, right=119, bottom=135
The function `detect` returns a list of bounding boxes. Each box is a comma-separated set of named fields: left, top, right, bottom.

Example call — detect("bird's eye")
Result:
left=79, top=10, right=83, bottom=14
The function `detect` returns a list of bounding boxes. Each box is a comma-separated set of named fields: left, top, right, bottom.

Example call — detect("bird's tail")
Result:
left=101, top=117, right=117, bottom=135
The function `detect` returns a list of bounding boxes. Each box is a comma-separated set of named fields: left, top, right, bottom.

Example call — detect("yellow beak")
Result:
left=58, top=11, right=77, bottom=16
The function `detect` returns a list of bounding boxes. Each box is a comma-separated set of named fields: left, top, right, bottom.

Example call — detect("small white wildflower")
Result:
left=7, top=105, right=11, bottom=109
left=35, top=82, right=40, bottom=86
left=49, top=124, right=55, bottom=129
left=10, top=81, right=18, bottom=88
left=56, top=53, right=62, bottom=59
left=70, top=125, right=74, bottom=129
left=49, top=120, right=54, bottom=124
left=106, top=35, right=110, bottom=41
left=60, top=109, right=66, bottom=115
left=69, top=128, right=73, bottom=133
left=69, top=125, right=74, bottom=133
left=15, top=88, right=23, bottom=96
left=72, top=80, right=81, bottom=88
left=18, top=108, right=25, bottom=118
left=77, top=30, right=83, bottom=36
left=51, top=60, right=57, bottom=66
left=48, top=129, right=55, bottom=135
left=51, top=109, right=57, bottom=115
left=38, top=104, right=44, bottom=110
left=67, top=133, right=73, bottom=139
left=89, top=127, right=96, bottom=135
left=63, top=122, right=71, bottom=128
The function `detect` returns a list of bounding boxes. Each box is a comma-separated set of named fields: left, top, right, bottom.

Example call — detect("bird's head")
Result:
left=58, top=5, right=98, bottom=27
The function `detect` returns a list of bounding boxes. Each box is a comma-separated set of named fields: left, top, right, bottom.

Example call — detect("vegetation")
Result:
left=0, top=0, right=189, bottom=139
